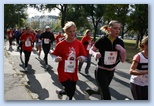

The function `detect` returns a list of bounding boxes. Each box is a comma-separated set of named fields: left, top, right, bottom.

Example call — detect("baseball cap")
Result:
left=45, top=26, right=50, bottom=29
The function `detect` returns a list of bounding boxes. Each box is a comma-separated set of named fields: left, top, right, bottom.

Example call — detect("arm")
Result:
left=115, top=44, right=126, bottom=63
left=19, top=33, right=25, bottom=43
left=89, top=45, right=101, bottom=60
left=50, top=50, right=62, bottom=62
left=77, top=56, right=87, bottom=62
left=129, top=61, right=148, bottom=75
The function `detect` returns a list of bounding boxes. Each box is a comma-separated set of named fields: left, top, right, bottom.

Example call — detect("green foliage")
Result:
left=129, top=4, right=148, bottom=36
left=124, top=40, right=139, bottom=63
left=103, top=4, right=130, bottom=38
left=4, top=4, right=28, bottom=29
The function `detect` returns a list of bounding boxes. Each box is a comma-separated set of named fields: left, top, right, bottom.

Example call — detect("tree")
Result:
left=82, top=4, right=106, bottom=41
left=128, top=4, right=148, bottom=48
left=103, top=4, right=130, bottom=38
left=4, top=4, right=28, bottom=29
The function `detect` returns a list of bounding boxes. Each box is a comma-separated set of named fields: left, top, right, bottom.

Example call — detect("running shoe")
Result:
left=24, top=67, right=28, bottom=71
left=84, top=88, right=95, bottom=100
left=56, top=89, right=63, bottom=99
left=85, top=91, right=90, bottom=100
left=45, top=65, right=49, bottom=69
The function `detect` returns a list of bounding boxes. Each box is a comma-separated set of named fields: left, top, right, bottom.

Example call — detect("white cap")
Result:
left=45, top=26, right=50, bottom=29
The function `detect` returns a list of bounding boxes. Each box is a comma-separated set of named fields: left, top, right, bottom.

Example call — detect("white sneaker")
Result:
left=56, top=89, right=63, bottom=99
left=20, top=70, right=25, bottom=72
left=125, top=98, right=130, bottom=100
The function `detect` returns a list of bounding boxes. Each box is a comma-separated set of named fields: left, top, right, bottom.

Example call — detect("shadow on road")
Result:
left=25, top=66, right=49, bottom=100
left=115, top=69, right=131, bottom=80
left=110, top=87, right=132, bottom=100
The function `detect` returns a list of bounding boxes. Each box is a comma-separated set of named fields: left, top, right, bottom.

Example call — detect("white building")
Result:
left=27, top=15, right=59, bottom=30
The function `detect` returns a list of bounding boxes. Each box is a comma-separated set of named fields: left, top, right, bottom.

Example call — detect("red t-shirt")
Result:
left=81, top=35, right=93, bottom=54
left=55, top=34, right=64, bottom=44
left=20, top=32, right=36, bottom=52
left=51, top=39, right=87, bottom=82
left=7, top=30, right=14, bottom=39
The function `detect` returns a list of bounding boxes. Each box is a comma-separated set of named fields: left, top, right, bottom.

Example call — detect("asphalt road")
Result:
left=4, top=40, right=133, bottom=100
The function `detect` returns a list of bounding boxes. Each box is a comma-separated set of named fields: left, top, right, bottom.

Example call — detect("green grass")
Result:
left=124, top=40, right=139, bottom=63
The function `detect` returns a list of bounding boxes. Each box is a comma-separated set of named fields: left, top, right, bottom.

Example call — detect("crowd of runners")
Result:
left=5, top=20, right=148, bottom=100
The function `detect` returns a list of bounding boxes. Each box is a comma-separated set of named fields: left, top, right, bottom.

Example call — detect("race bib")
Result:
left=9, top=33, right=12, bottom=37
left=104, top=51, right=117, bottom=65
left=58, top=38, right=63, bottom=42
left=44, top=39, right=50, bottom=44
left=25, top=40, right=31, bottom=47
left=64, top=60, right=76, bottom=73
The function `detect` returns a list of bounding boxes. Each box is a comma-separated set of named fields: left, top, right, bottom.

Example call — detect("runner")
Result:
left=14, top=27, right=21, bottom=50
left=78, top=29, right=94, bottom=76
left=129, top=36, right=148, bottom=100
left=50, top=21, right=87, bottom=100
left=85, top=20, right=126, bottom=100
left=6, top=28, right=14, bottom=48
left=55, top=31, right=65, bottom=44
left=40, top=26, right=55, bottom=69
left=35, top=29, right=42, bottom=58
left=19, top=26, right=36, bottom=71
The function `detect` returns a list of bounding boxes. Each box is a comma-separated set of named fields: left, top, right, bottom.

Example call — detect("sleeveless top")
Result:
left=130, top=52, right=148, bottom=86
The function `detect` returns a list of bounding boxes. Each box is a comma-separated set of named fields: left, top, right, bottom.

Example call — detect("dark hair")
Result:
left=25, top=26, right=31, bottom=30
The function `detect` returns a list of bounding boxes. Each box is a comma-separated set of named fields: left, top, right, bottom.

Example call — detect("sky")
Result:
left=27, top=7, right=60, bottom=18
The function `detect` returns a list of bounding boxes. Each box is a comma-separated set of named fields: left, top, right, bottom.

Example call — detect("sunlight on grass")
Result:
left=124, top=40, right=139, bottom=63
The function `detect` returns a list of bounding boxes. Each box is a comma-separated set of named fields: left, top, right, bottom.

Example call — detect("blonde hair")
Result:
left=109, top=20, right=121, bottom=27
left=100, top=25, right=108, bottom=34
left=84, top=29, right=90, bottom=35
left=63, top=21, right=76, bottom=32
left=139, top=36, right=148, bottom=51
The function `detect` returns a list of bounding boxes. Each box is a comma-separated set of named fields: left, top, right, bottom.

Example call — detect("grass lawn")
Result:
left=124, top=39, right=139, bottom=63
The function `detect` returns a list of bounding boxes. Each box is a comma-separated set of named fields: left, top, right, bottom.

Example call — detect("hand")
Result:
left=77, top=56, right=82, bottom=62
left=55, top=56, right=62, bottom=62
left=94, top=52, right=101, bottom=60
left=115, top=44, right=124, bottom=51
left=29, top=36, right=32, bottom=40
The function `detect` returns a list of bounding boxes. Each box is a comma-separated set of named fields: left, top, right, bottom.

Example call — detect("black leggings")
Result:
left=95, top=68, right=114, bottom=100
left=42, top=45, right=50, bottom=65
left=9, top=38, right=13, bottom=47
left=130, top=83, right=148, bottom=100
left=61, top=79, right=77, bottom=100
left=23, top=50, right=31, bottom=67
